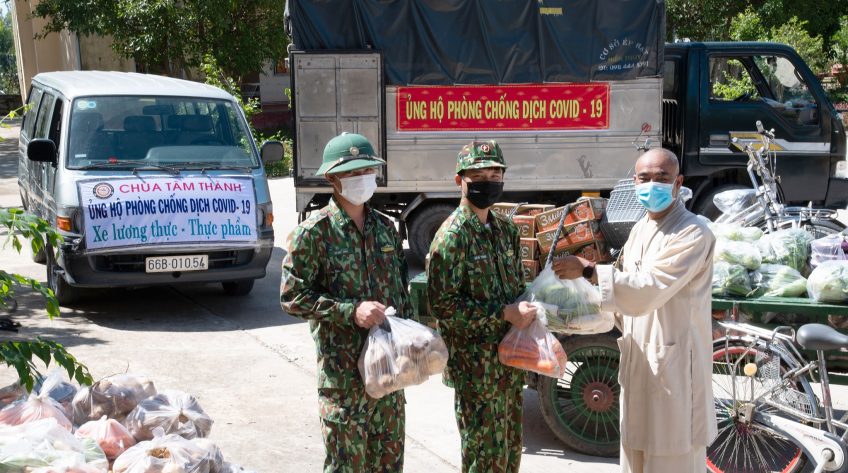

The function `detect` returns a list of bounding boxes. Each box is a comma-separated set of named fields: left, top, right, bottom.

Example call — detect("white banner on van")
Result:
left=77, top=177, right=257, bottom=250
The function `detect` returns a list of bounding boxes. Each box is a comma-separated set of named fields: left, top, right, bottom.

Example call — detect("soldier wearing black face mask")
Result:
left=426, top=140, right=537, bottom=473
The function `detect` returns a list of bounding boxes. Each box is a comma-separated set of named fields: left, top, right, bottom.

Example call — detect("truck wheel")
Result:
left=222, top=279, right=255, bottom=296
left=537, top=333, right=620, bottom=457
left=408, top=204, right=454, bottom=264
left=694, top=184, right=749, bottom=220
left=46, top=249, right=80, bottom=306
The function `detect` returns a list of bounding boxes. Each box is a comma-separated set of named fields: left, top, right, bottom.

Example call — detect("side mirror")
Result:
left=261, top=140, right=284, bottom=164
left=27, top=139, right=57, bottom=164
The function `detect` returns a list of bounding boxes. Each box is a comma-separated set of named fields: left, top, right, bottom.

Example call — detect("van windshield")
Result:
left=66, top=96, right=259, bottom=169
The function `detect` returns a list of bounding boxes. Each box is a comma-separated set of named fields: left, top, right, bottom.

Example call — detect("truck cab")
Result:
left=663, top=42, right=848, bottom=216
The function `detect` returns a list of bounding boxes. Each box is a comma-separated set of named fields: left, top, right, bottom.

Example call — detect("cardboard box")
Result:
left=542, top=241, right=613, bottom=265
left=521, top=259, right=541, bottom=282
left=536, top=219, right=603, bottom=253
left=492, top=202, right=556, bottom=220
left=519, top=238, right=538, bottom=260
left=512, top=215, right=537, bottom=238
left=535, top=198, right=607, bottom=233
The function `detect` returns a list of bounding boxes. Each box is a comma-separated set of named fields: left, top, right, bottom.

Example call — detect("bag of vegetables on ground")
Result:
left=520, top=263, right=615, bottom=335
left=498, top=307, right=567, bottom=378
left=358, top=308, right=449, bottom=399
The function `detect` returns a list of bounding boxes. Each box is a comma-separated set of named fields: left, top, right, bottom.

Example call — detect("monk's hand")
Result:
left=504, top=301, right=537, bottom=329
left=552, top=255, right=587, bottom=280
left=354, top=301, right=387, bottom=328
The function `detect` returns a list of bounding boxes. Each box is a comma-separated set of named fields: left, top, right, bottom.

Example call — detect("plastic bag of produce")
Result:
left=0, top=383, right=24, bottom=410
left=807, top=260, right=848, bottom=303
left=36, top=369, right=78, bottom=422
left=192, top=439, right=224, bottom=473
left=358, top=309, right=449, bottom=399
left=757, top=228, right=813, bottom=273
left=714, top=239, right=762, bottom=270
left=750, top=264, right=808, bottom=297
left=498, top=308, right=567, bottom=378
left=75, top=416, right=136, bottom=460
left=714, top=189, right=757, bottom=216
left=709, top=223, right=763, bottom=242
left=521, top=264, right=614, bottom=334
left=810, top=233, right=848, bottom=269
left=72, top=374, right=156, bottom=425
left=712, top=262, right=752, bottom=297
left=0, top=418, right=108, bottom=471
left=124, top=390, right=213, bottom=441
left=0, top=393, right=73, bottom=431
left=112, top=428, right=217, bottom=473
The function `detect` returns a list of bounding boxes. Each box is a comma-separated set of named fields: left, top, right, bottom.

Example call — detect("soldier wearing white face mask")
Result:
left=281, top=132, right=410, bottom=472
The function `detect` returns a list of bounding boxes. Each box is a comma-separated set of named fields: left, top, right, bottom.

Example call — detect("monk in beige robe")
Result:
left=554, top=148, right=717, bottom=473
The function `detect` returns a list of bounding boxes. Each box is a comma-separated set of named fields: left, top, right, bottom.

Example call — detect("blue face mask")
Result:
left=635, top=181, right=675, bottom=213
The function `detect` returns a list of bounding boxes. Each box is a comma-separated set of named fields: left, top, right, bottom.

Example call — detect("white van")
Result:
left=18, top=71, right=283, bottom=304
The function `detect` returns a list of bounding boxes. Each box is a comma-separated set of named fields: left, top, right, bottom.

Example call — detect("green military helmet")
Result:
left=455, top=140, right=507, bottom=174
left=316, top=132, right=385, bottom=176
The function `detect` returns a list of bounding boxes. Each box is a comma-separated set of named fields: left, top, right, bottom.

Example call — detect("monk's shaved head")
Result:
left=636, top=148, right=679, bottom=177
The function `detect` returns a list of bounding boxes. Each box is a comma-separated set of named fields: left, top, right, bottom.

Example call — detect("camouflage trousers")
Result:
left=318, top=388, right=405, bottom=473
left=453, top=381, right=523, bottom=473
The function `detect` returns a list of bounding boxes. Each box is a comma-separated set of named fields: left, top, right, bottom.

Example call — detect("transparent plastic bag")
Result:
left=0, top=383, right=25, bottom=410
left=750, top=264, right=808, bottom=297
left=358, top=309, right=449, bottom=399
left=123, top=390, right=213, bottom=441
left=192, top=439, right=224, bottom=473
left=807, top=260, right=848, bottom=303
left=112, top=428, right=216, bottom=473
left=75, top=415, right=137, bottom=460
left=0, top=393, right=73, bottom=431
left=0, top=418, right=108, bottom=471
left=712, top=262, right=752, bottom=297
left=714, top=239, right=762, bottom=270
left=810, top=233, right=848, bottom=269
left=497, top=309, right=567, bottom=378
left=521, top=264, right=614, bottom=335
left=36, top=369, right=78, bottom=422
left=709, top=223, right=763, bottom=242
left=72, top=374, right=157, bottom=425
left=713, top=189, right=757, bottom=216
left=757, top=228, right=814, bottom=273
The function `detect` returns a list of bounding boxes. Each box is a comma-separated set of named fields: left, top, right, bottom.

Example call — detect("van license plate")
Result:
left=145, top=255, right=208, bottom=273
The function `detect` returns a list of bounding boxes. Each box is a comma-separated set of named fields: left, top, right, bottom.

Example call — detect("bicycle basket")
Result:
left=600, top=179, right=646, bottom=249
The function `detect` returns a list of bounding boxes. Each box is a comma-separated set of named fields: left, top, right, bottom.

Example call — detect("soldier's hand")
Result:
left=504, top=301, right=537, bottom=330
left=354, top=301, right=387, bottom=328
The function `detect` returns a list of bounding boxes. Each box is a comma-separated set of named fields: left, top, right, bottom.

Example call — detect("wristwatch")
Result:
left=582, top=264, right=596, bottom=280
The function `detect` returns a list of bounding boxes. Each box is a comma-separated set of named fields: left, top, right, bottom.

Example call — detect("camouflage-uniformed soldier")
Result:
left=281, top=132, right=409, bottom=473
left=426, top=140, right=537, bottom=473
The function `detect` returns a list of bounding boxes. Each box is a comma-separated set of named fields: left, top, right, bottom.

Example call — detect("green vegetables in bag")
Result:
left=712, top=262, right=752, bottom=297
left=807, top=261, right=848, bottom=303
left=710, top=223, right=763, bottom=242
left=750, top=264, right=807, bottom=297
left=757, top=229, right=813, bottom=273
left=714, top=239, right=762, bottom=270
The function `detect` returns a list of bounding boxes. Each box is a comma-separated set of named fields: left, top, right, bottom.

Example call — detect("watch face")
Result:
left=583, top=265, right=595, bottom=279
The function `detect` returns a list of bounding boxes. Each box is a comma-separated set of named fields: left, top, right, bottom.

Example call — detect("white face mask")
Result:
left=339, top=173, right=377, bottom=205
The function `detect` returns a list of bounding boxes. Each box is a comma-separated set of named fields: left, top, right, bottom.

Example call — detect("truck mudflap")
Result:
left=826, top=178, right=848, bottom=209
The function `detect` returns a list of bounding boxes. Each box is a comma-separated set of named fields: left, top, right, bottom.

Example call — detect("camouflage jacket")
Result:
left=426, top=205, right=526, bottom=391
left=281, top=197, right=410, bottom=391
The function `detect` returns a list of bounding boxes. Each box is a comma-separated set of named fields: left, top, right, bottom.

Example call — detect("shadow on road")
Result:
left=0, top=138, right=18, bottom=180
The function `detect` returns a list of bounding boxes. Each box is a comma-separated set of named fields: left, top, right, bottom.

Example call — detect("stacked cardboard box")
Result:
left=492, top=203, right=554, bottom=282
left=535, top=198, right=612, bottom=268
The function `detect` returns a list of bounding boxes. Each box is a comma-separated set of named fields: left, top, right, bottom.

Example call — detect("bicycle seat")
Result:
left=796, top=323, right=848, bottom=351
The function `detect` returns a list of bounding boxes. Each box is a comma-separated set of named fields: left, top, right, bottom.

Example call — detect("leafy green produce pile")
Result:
left=750, top=264, right=808, bottom=297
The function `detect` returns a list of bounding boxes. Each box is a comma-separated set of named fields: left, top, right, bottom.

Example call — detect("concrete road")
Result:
left=0, top=123, right=617, bottom=472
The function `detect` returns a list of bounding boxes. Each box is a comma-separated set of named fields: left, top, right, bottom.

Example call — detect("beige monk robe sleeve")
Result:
left=595, top=223, right=711, bottom=316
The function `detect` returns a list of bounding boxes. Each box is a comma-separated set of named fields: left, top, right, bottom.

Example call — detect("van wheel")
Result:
left=222, top=279, right=254, bottom=296
left=694, top=184, right=749, bottom=221
left=46, top=249, right=80, bottom=306
left=408, top=204, right=454, bottom=265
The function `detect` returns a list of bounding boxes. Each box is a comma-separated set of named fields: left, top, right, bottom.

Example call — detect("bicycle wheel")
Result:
left=772, top=218, right=846, bottom=239
left=708, top=338, right=818, bottom=473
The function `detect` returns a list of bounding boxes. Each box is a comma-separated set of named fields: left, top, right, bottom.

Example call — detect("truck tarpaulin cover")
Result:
left=286, top=0, right=665, bottom=85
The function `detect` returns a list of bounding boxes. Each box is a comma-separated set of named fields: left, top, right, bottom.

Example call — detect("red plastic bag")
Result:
left=75, top=415, right=137, bottom=460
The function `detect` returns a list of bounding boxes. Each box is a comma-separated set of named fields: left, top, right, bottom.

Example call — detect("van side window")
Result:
left=34, top=93, right=57, bottom=140
left=21, top=88, right=44, bottom=140
left=48, top=100, right=64, bottom=151
left=709, top=57, right=760, bottom=102
left=752, top=55, right=818, bottom=126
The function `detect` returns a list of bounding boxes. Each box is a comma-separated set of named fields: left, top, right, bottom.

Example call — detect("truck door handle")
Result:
left=709, top=134, right=729, bottom=147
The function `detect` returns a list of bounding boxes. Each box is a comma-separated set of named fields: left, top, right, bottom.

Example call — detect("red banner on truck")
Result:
left=396, top=84, right=610, bottom=132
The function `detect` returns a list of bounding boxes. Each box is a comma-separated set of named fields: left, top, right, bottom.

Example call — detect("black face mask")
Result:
left=465, top=180, right=504, bottom=209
